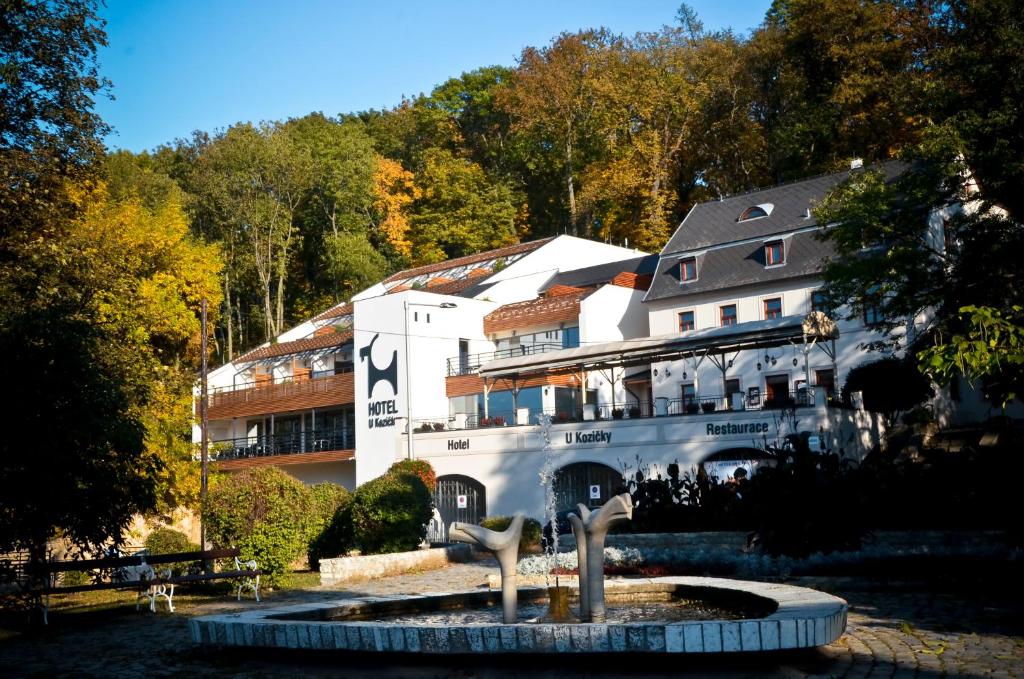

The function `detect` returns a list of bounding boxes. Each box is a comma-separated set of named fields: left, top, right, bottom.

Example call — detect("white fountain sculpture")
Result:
left=448, top=513, right=525, bottom=624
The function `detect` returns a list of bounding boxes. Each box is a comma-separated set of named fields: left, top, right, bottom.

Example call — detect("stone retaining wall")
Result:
left=555, top=530, right=1008, bottom=556
left=319, top=544, right=472, bottom=586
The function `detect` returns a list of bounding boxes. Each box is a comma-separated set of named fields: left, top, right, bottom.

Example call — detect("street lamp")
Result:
left=403, top=299, right=457, bottom=459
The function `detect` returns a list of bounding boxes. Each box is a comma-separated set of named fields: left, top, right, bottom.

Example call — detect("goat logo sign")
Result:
left=359, top=333, right=398, bottom=398
left=360, top=333, right=399, bottom=429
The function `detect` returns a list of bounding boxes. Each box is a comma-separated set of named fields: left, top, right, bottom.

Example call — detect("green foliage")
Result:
left=919, top=305, right=1024, bottom=407
left=145, top=527, right=198, bottom=555
left=408, top=148, right=518, bottom=263
left=843, top=358, right=935, bottom=422
left=307, top=494, right=355, bottom=571
left=351, top=472, right=433, bottom=555
left=145, top=527, right=200, bottom=575
left=305, top=483, right=352, bottom=570
left=205, top=468, right=313, bottom=584
left=480, top=516, right=543, bottom=553
left=387, top=459, right=437, bottom=492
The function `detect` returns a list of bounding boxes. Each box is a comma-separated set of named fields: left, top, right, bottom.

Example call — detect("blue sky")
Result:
left=97, top=1, right=771, bottom=152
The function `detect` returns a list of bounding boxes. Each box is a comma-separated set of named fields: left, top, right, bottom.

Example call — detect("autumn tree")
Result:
left=0, top=0, right=222, bottom=563
left=499, top=30, right=613, bottom=236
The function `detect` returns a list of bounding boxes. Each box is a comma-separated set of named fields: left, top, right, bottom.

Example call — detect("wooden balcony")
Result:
left=207, top=372, right=355, bottom=420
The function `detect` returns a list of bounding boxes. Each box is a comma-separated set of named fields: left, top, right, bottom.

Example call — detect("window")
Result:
left=678, top=310, right=695, bottom=332
left=765, top=240, right=785, bottom=266
left=679, top=257, right=697, bottom=282
left=811, top=289, right=830, bottom=313
left=681, top=383, right=696, bottom=407
left=720, top=304, right=737, bottom=326
left=863, top=303, right=884, bottom=326
left=738, top=203, right=774, bottom=222
left=862, top=288, right=883, bottom=326
left=763, top=297, right=782, bottom=319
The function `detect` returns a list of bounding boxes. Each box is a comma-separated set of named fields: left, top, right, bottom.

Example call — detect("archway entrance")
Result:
left=553, top=462, right=623, bottom=515
left=431, top=474, right=486, bottom=542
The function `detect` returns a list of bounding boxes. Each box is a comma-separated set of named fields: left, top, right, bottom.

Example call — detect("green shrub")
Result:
left=145, top=527, right=200, bottom=575
left=205, top=468, right=313, bottom=584
left=307, top=489, right=355, bottom=571
left=844, top=357, right=934, bottom=421
left=352, top=471, right=432, bottom=554
left=480, top=516, right=543, bottom=553
left=387, top=459, right=437, bottom=492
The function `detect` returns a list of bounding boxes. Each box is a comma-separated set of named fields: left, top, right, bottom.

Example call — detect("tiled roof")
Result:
left=662, top=161, right=907, bottom=255
left=236, top=330, right=354, bottom=363
left=483, top=290, right=591, bottom=334
left=646, top=230, right=836, bottom=302
left=312, top=302, right=353, bottom=322
left=383, top=238, right=555, bottom=284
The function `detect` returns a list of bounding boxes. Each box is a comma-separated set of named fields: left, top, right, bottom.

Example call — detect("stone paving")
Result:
left=0, top=557, right=1021, bottom=677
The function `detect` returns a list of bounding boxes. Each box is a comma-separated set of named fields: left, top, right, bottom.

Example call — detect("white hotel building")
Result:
left=197, top=163, right=988, bottom=527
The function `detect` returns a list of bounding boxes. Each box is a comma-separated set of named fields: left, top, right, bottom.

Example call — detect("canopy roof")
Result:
left=478, top=313, right=837, bottom=379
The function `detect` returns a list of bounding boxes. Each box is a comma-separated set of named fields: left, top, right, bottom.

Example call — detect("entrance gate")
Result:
left=429, top=475, right=486, bottom=543
left=553, top=462, right=623, bottom=515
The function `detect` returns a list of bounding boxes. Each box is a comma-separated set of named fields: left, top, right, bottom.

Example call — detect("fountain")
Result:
left=190, top=420, right=848, bottom=653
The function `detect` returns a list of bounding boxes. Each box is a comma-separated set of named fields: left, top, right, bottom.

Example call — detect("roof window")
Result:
left=738, top=203, right=774, bottom=222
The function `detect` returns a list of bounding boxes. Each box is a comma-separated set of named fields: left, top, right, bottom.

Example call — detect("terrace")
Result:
left=207, top=367, right=354, bottom=419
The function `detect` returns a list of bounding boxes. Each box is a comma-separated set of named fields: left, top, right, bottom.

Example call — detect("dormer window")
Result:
left=679, top=257, right=697, bottom=282
left=738, top=203, right=774, bottom=222
left=765, top=240, right=785, bottom=266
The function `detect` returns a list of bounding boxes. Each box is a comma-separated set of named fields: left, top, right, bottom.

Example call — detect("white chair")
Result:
left=234, top=556, right=260, bottom=601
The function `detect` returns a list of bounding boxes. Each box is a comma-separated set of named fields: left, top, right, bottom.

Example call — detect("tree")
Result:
left=580, top=26, right=767, bottom=250
left=0, top=0, right=173, bottom=563
left=814, top=0, right=1024, bottom=406
left=843, top=357, right=935, bottom=423
left=193, top=123, right=312, bottom=342
left=745, top=0, right=929, bottom=181
left=408, top=148, right=518, bottom=264
left=499, top=30, right=613, bottom=236
left=369, top=157, right=418, bottom=260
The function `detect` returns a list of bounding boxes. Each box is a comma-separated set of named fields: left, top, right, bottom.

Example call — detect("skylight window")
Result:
left=738, top=203, right=774, bottom=222
left=679, top=257, right=697, bottom=282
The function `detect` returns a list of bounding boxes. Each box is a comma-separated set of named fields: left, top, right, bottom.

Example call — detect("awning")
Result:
left=478, top=313, right=837, bottom=379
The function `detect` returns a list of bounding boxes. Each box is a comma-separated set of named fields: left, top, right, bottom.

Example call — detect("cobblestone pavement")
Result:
left=1, top=557, right=1021, bottom=678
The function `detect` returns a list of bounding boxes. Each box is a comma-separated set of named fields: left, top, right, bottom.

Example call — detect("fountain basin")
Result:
left=189, top=576, right=847, bottom=653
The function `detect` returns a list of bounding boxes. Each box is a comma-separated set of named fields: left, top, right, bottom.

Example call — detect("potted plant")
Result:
left=432, top=422, right=446, bottom=432
left=479, top=417, right=492, bottom=427
left=493, top=416, right=506, bottom=426
left=701, top=401, right=716, bottom=413
left=612, top=408, right=624, bottom=419
left=685, top=402, right=700, bottom=415
left=628, top=406, right=641, bottom=419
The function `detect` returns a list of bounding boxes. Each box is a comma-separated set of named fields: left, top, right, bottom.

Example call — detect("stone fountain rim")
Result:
left=189, top=576, right=848, bottom=653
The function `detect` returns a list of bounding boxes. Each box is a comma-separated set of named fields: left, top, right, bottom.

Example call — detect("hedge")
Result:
left=204, top=467, right=313, bottom=584
left=307, top=487, right=354, bottom=570
left=144, top=527, right=200, bottom=575
left=351, top=470, right=432, bottom=554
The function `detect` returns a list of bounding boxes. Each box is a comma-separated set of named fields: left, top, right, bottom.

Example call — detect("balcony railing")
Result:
left=211, top=428, right=354, bottom=461
left=415, top=389, right=830, bottom=432
left=212, top=364, right=353, bottom=396
left=208, top=369, right=353, bottom=410
left=446, top=343, right=564, bottom=376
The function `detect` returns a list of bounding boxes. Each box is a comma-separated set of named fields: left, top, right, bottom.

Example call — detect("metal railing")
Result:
left=446, top=343, right=564, bottom=376
left=211, top=428, right=354, bottom=460
left=208, top=370, right=354, bottom=410
left=419, top=389, right=828, bottom=432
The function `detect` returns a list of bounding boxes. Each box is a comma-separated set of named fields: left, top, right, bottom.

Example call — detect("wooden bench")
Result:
left=29, top=548, right=261, bottom=624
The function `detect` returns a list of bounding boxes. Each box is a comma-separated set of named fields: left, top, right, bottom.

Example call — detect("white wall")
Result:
left=353, top=290, right=495, bottom=485
left=415, top=407, right=883, bottom=517
left=280, top=460, right=356, bottom=489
